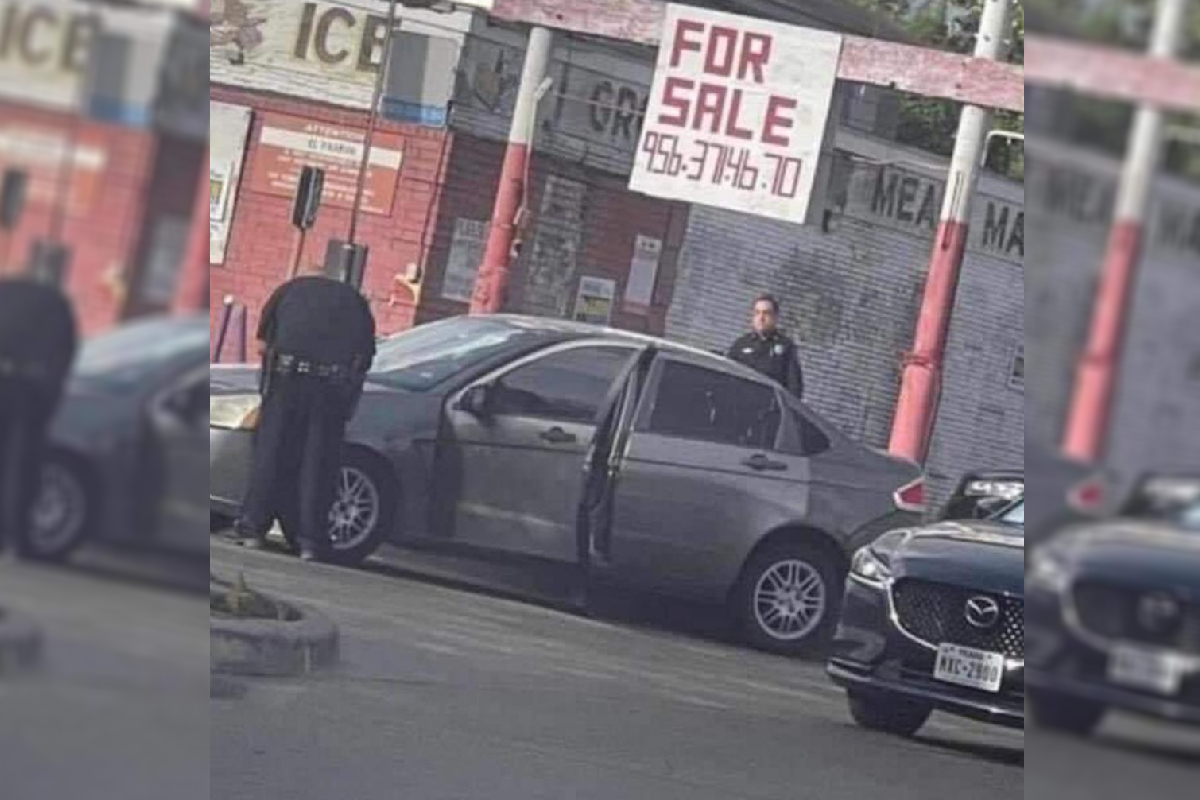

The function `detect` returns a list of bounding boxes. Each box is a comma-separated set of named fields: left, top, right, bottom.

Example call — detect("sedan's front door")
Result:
left=439, top=343, right=639, bottom=562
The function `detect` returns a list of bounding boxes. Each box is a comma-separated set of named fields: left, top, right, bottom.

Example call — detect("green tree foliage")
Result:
left=1028, top=0, right=1199, bottom=182
left=849, top=1, right=1025, bottom=179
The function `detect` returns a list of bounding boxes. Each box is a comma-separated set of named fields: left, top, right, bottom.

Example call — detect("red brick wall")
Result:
left=416, top=132, right=688, bottom=336
left=209, top=87, right=687, bottom=355
left=0, top=101, right=157, bottom=336
left=209, top=86, right=453, bottom=352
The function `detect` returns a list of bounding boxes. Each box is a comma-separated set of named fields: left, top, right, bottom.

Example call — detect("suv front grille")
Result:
left=1073, top=581, right=1200, bottom=654
left=891, top=579, right=1023, bottom=660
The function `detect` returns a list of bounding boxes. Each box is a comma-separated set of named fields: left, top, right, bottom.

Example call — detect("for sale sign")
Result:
left=629, top=4, right=842, bottom=223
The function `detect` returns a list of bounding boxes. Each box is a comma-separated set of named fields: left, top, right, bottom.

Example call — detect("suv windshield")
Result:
left=997, top=498, right=1024, bottom=528
left=367, top=317, right=540, bottom=391
left=1124, top=477, right=1200, bottom=532
left=75, top=317, right=209, bottom=392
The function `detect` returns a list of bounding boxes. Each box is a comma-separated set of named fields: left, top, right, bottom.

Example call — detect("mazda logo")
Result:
left=1137, top=592, right=1181, bottom=635
left=965, top=596, right=1001, bottom=629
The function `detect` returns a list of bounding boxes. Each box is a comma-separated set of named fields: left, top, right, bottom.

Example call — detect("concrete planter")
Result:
left=210, top=584, right=339, bottom=677
left=0, top=607, right=42, bottom=675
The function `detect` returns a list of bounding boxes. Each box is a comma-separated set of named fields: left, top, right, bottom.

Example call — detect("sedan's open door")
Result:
left=577, top=347, right=656, bottom=568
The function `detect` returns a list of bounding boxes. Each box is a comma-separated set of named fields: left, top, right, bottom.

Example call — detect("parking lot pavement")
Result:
left=0, top=554, right=209, bottom=800
left=211, top=540, right=1022, bottom=800
left=1028, top=716, right=1200, bottom=800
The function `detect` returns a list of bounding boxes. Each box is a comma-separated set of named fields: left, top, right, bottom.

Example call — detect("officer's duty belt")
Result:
left=272, top=354, right=360, bottom=379
left=0, top=359, right=51, bottom=380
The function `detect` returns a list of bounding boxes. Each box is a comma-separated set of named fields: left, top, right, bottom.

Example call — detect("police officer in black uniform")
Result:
left=0, top=258, right=78, bottom=557
left=727, top=294, right=804, bottom=399
left=231, top=262, right=376, bottom=562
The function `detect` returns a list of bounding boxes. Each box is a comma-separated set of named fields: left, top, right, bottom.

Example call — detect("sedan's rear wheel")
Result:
left=1028, top=688, right=1106, bottom=736
left=848, top=691, right=932, bottom=737
left=733, top=541, right=842, bottom=656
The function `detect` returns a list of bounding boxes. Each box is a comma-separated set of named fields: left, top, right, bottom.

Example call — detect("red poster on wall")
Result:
left=248, top=112, right=405, bottom=216
left=0, top=124, right=107, bottom=215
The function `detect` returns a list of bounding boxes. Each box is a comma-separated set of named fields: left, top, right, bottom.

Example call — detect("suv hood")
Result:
left=890, top=520, right=1024, bottom=596
left=1051, top=521, right=1200, bottom=591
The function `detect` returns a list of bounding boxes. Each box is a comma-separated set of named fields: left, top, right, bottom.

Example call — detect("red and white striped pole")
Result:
left=469, top=25, right=553, bottom=314
left=889, top=0, right=1013, bottom=463
left=1062, top=0, right=1186, bottom=463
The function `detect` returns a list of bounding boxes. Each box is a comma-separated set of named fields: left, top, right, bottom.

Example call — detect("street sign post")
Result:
left=628, top=4, right=842, bottom=224
left=287, top=166, right=325, bottom=279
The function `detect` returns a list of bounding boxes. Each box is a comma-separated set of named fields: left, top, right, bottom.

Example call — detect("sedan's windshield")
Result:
left=367, top=317, right=539, bottom=391
left=75, top=317, right=209, bottom=392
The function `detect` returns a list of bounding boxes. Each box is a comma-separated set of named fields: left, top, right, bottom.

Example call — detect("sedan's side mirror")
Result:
left=458, top=384, right=493, bottom=416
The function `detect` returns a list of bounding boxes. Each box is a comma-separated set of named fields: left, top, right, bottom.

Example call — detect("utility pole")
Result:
left=325, top=0, right=401, bottom=288
left=1062, top=0, right=1187, bottom=463
left=888, top=0, right=1014, bottom=463
left=468, top=25, right=553, bottom=314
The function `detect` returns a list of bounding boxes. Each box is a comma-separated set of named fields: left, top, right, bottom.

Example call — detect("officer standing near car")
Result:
left=230, top=262, right=376, bottom=562
left=0, top=255, right=78, bottom=557
left=727, top=294, right=804, bottom=399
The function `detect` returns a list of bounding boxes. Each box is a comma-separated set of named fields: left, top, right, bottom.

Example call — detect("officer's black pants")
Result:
left=238, top=373, right=354, bottom=553
left=0, top=377, right=55, bottom=553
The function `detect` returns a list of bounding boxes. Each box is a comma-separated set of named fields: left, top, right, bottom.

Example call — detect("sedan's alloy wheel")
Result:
left=328, top=465, right=380, bottom=551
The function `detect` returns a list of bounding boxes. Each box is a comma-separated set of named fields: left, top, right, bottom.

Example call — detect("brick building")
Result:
left=0, top=0, right=207, bottom=335
left=209, top=4, right=695, bottom=344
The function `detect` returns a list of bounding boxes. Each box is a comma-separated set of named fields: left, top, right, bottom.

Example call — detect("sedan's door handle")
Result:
left=742, top=453, right=788, bottom=472
left=539, top=426, right=578, bottom=445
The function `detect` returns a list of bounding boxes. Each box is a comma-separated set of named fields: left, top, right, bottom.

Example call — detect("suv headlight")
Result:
left=850, top=546, right=892, bottom=587
left=1027, top=548, right=1071, bottom=594
left=210, top=395, right=261, bottom=431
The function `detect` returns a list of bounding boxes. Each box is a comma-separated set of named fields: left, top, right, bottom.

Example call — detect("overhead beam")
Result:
left=839, top=37, right=1022, bottom=113
left=489, top=0, right=1023, bottom=112
left=1025, top=35, right=1200, bottom=115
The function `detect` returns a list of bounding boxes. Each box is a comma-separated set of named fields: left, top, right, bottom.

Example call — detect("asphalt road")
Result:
left=0, top=547, right=209, bottom=800
left=211, top=539, right=1024, bottom=800
left=1027, top=713, right=1200, bottom=800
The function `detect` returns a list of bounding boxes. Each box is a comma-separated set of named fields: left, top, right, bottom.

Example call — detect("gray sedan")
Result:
left=210, top=315, right=923, bottom=654
left=31, top=315, right=211, bottom=561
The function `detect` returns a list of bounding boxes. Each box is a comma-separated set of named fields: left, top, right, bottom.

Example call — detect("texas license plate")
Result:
left=1108, top=644, right=1184, bottom=696
left=934, top=644, right=1005, bottom=693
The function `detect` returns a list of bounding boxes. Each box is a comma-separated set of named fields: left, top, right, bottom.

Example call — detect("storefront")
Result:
left=208, top=1, right=687, bottom=345
left=0, top=0, right=207, bottom=333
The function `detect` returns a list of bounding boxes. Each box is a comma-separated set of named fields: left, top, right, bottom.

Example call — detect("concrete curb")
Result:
left=0, top=607, right=43, bottom=675
left=210, top=585, right=339, bottom=677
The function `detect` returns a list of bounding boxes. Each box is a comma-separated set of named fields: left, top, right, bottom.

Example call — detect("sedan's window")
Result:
left=491, top=346, right=633, bottom=424
left=648, top=362, right=781, bottom=449
left=792, top=409, right=831, bottom=456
